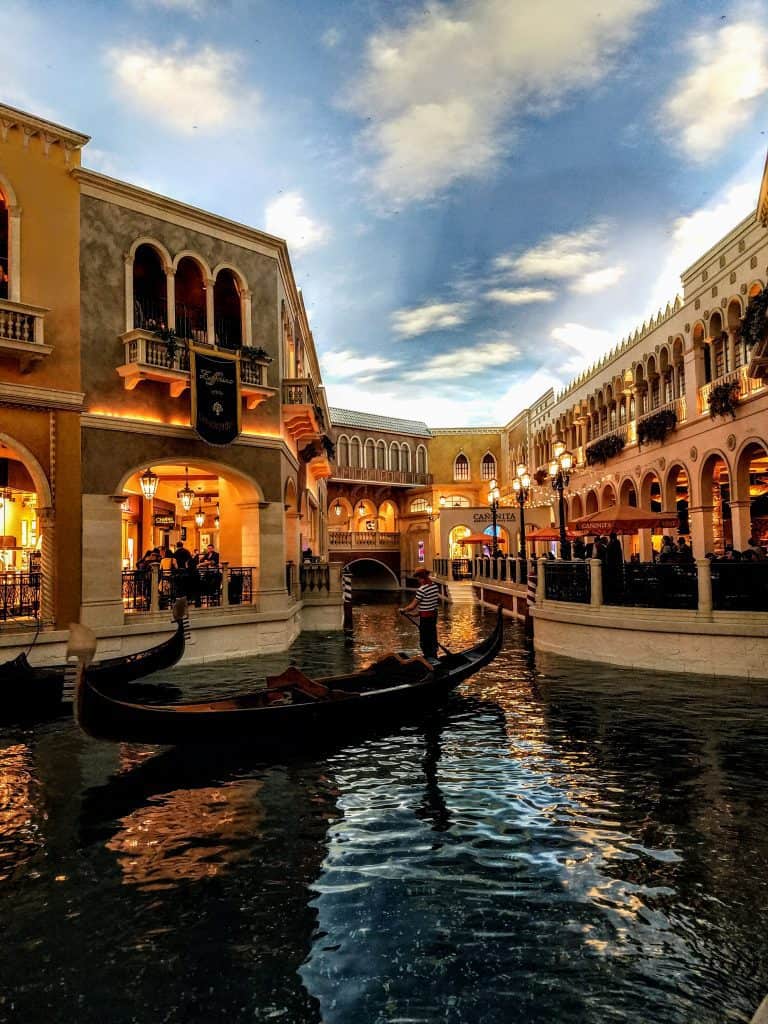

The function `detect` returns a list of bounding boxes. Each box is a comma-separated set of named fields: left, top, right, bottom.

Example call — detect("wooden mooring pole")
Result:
left=342, top=568, right=353, bottom=631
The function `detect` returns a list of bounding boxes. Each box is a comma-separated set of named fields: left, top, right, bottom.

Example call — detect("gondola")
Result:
left=1, top=599, right=189, bottom=720
left=73, top=608, right=505, bottom=746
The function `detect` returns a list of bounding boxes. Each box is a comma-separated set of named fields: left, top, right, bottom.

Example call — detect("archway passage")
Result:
left=213, top=270, right=242, bottom=349
left=700, top=453, right=732, bottom=554
left=665, top=464, right=690, bottom=535
left=133, top=244, right=167, bottom=329
left=736, top=441, right=768, bottom=549
left=344, top=557, right=400, bottom=591
left=120, top=461, right=263, bottom=611
left=175, top=257, right=207, bottom=342
left=449, top=524, right=471, bottom=559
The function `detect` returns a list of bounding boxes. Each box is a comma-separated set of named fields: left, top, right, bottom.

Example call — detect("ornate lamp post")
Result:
left=511, top=463, right=531, bottom=560
left=549, top=440, right=574, bottom=559
left=487, top=478, right=501, bottom=557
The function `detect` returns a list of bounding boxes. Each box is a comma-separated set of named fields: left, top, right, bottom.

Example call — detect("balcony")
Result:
left=118, top=331, right=275, bottom=409
left=697, top=365, right=766, bottom=415
left=329, top=530, right=400, bottom=550
left=282, top=378, right=325, bottom=441
left=331, top=466, right=433, bottom=487
left=0, top=299, right=52, bottom=371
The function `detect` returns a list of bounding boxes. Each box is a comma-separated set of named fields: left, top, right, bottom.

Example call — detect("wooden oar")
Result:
left=398, top=609, right=453, bottom=656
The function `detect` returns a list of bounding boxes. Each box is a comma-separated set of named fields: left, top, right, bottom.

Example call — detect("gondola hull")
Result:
left=76, top=609, right=505, bottom=747
left=1, top=602, right=188, bottom=722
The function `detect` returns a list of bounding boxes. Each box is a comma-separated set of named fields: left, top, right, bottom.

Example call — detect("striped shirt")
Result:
left=415, top=581, right=440, bottom=614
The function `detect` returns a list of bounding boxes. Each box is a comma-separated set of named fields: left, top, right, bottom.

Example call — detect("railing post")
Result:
left=696, top=557, right=712, bottom=616
left=537, top=557, right=547, bottom=603
left=221, top=566, right=230, bottom=607
left=150, top=564, right=160, bottom=613
left=589, top=558, right=603, bottom=607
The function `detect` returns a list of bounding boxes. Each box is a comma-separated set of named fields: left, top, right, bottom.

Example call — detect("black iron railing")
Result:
left=122, top=569, right=152, bottom=612
left=451, top=558, right=472, bottom=580
left=544, top=561, right=590, bottom=603
left=227, top=567, right=253, bottom=605
left=214, top=313, right=242, bottom=350
left=0, top=571, right=41, bottom=620
left=711, top=563, right=768, bottom=611
left=133, top=294, right=168, bottom=331
left=175, top=303, right=207, bottom=343
left=607, top=563, right=698, bottom=610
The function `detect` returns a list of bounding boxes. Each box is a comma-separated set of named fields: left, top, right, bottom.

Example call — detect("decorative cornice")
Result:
left=0, top=382, right=84, bottom=411
left=429, top=426, right=502, bottom=435
left=0, top=103, right=89, bottom=152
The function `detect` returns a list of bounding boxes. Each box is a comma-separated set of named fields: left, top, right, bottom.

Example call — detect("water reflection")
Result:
left=1, top=602, right=768, bottom=1022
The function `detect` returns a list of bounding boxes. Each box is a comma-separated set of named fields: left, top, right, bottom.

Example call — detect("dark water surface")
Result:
left=1, top=599, right=767, bottom=1023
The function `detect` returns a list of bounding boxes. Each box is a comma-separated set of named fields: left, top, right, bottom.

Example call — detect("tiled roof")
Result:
left=330, top=407, right=432, bottom=437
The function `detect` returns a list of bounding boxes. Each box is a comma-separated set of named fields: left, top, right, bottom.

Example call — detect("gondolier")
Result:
left=401, top=567, right=440, bottom=660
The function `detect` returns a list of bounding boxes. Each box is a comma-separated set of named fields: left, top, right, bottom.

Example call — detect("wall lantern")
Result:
left=214, top=503, right=221, bottom=530
left=139, top=468, right=159, bottom=501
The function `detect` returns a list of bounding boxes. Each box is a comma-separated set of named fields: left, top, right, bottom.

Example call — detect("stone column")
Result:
left=637, top=528, right=653, bottom=562
left=80, top=495, right=125, bottom=627
left=684, top=346, right=704, bottom=415
left=729, top=499, right=753, bottom=552
left=696, top=557, right=712, bottom=616
left=589, top=557, right=603, bottom=606
left=257, top=501, right=290, bottom=611
left=688, top=504, right=714, bottom=558
left=38, top=506, right=55, bottom=625
left=166, top=268, right=176, bottom=331
left=205, top=276, right=216, bottom=345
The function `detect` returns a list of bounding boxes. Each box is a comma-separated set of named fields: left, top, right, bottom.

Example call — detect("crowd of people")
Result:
left=136, top=541, right=221, bottom=606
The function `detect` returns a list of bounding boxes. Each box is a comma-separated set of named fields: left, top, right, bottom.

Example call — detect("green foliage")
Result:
left=637, top=408, right=677, bottom=447
left=740, top=285, right=768, bottom=350
left=585, top=433, right=625, bottom=466
left=708, top=381, right=739, bottom=420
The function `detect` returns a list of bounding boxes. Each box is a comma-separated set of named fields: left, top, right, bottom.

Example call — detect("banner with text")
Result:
left=190, top=344, right=242, bottom=446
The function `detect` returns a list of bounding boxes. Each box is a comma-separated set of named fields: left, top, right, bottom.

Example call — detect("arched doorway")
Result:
left=600, top=483, right=617, bottom=509
left=448, top=525, right=471, bottom=559
left=664, top=464, right=690, bottom=536
left=483, top=523, right=509, bottom=552
left=619, top=478, right=638, bottom=507
left=699, top=453, right=731, bottom=554
left=353, top=497, right=378, bottom=536
left=175, top=256, right=208, bottom=342
left=585, top=490, right=599, bottom=515
left=735, top=440, right=768, bottom=550
left=378, top=499, right=398, bottom=534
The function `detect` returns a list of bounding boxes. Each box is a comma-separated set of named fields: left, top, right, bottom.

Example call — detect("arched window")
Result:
left=133, top=244, right=167, bottom=329
left=454, top=453, right=470, bottom=481
left=376, top=440, right=387, bottom=469
left=442, top=495, right=470, bottom=508
left=410, top=497, right=429, bottom=513
left=213, top=269, right=242, bottom=349
left=337, top=435, right=349, bottom=466
left=416, top=445, right=428, bottom=475
left=350, top=437, right=362, bottom=468
left=400, top=443, right=411, bottom=471
left=0, top=191, right=8, bottom=300
left=364, top=439, right=375, bottom=468
left=481, top=452, right=496, bottom=481
left=175, top=257, right=207, bottom=342
left=389, top=442, right=400, bottom=471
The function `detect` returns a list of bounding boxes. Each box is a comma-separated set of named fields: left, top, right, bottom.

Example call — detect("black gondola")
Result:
left=73, top=608, right=505, bottom=746
left=1, top=599, right=189, bottom=720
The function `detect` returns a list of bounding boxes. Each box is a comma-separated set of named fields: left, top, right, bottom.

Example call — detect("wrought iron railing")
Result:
left=451, top=558, right=472, bottom=580
left=133, top=295, right=168, bottom=331
left=214, top=314, right=242, bottom=350
left=332, top=466, right=433, bottom=486
left=0, top=571, right=41, bottom=620
left=711, top=563, right=768, bottom=612
left=122, top=569, right=152, bottom=612
left=544, top=561, right=591, bottom=603
left=606, top=563, right=698, bottom=610
left=226, top=567, right=253, bottom=605
left=175, top=303, right=208, bottom=344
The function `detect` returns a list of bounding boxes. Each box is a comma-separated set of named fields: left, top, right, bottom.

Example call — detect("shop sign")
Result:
left=472, top=510, right=516, bottom=523
left=190, top=344, right=241, bottom=446
left=153, top=513, right=176, bottom=528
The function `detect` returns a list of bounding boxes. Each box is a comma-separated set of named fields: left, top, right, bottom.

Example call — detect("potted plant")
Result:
left=708, top=380, right=740, bottom=419
left=585, top=433, right=625, bottom=466
left=637, top=408, right=677, bottom=447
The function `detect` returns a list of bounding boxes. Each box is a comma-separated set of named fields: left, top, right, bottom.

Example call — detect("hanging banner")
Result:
left=189, top=344, right=242, bottom=446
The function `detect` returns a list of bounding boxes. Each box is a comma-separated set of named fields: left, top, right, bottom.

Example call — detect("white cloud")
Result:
left=322, top=27, right=343, bottom=49
left=108, top=43, right=254, bottom=134
left=496, top=224, right=607, bottom=280
left=661, top=21, right=768, bottom=161
left=485, top=287, right=556, bottom=305
left=411, top=340, right=519, bottom=381
left=570, top=265, right=626, bottom=294
left=647, top=178, right=757, bottom=310
left=391, top=301, right=471, bottom=338
left=550, top=322, right=615, bottom=375
left=265, top=192, right=330, bottom=252
left=320, top=349, right=398, bottom=380
left=346, top=0, right=656, bottom=202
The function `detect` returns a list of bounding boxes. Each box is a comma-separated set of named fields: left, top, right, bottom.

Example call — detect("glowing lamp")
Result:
left=139, top=468, right=159, bottom=501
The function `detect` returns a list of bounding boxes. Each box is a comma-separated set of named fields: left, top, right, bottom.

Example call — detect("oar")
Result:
left=398, top=609, right=453, bottom=656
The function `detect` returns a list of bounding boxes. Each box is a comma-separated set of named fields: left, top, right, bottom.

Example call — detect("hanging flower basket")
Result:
left=708, top=380, right=740, bottom=420
left=740, top=285, right=768, bottom=351
left=153, top=326, right=178, bottom=366
left=585, top=433, right=625, bottom=466
left=637, top=408, right=677, bottom=447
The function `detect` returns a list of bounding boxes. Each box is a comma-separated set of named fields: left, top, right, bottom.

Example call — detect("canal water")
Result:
left=1, top=599, right=767, bottom=1023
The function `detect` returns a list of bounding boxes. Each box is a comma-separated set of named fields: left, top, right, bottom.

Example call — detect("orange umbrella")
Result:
left=526, top=526, right=577, bottom=541
left=463, top=533, right=507, bottom=544
left=569, top=504, right=679, bottom=535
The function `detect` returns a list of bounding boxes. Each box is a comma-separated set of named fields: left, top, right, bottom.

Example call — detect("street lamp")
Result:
left=549, top=440, right=574, bottom=559
left=487, top=477, right=501, bottom=557
left=511, top=463, right=531, bottom=561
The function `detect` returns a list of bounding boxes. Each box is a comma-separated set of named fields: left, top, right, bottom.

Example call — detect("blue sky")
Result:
left=5, top=0, right=768, bottom=425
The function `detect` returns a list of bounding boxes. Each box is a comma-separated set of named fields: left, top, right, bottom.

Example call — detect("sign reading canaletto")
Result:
left=189, top=344, right=242, bottom=446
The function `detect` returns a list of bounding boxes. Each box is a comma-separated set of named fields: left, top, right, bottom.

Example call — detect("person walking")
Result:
left=401, top=567, right=441, bottom=660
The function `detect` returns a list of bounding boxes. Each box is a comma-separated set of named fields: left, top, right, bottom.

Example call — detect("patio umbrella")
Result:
left=463, top=533, right=507, bottom=544
left=569, top=504, right=679, bottom=535
left=526, top=526, right=578, bottom=541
